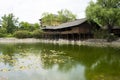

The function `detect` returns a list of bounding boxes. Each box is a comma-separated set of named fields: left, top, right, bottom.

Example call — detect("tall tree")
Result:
left=57, top=9, right=76, bottom=23
left=41, top=9, right=76, bottom=26
left=1, top=13, right=18, bottom=33
left=33, top=23, right=40, bottom=29
left=41, top=13, right=58, bottom=26
left=86, top=0, right=120, bottom=33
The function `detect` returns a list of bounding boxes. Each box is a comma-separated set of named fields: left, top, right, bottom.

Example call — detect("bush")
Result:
left=0, top=28, right=7, bottom=37
left=14, top=30, right=32, bottom=38
left=0, top=33, right=6, bottom=37
left=32, top=30, right=43, bottom=38
left=107, top=33, right=118, bottom=42
left=93, top=29, right=109, bottom=39
left=0, top=28, right=7, bottom=34
left=6, top=34, right=14, bottom=37
left=93, top=29, right=118, bottom=42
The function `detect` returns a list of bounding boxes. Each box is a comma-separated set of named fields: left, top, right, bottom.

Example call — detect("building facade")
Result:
left=41, top=18, right=100, bottom=40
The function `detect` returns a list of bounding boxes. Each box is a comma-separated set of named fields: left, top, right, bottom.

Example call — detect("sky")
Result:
left=0, top=0, right=96, bottom=23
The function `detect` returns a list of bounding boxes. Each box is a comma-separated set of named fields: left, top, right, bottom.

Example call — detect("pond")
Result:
left=0, top=43, right=120, bottom=80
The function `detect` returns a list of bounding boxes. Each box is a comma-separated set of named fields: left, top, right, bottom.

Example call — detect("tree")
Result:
left=1, top=13, right=18, bottom=33
left=33, top=23, right=40, bottom=29
left=19, top=21, right=40, bottom=31
left=19, top=21, right=31, bottom=31
left=41, top=13, right=58, bottom=26
left=41, top=9, right=76, bottom=26
left=86, top=0, right=120, bottom=34
left=57, top=9, right=76, bottom=23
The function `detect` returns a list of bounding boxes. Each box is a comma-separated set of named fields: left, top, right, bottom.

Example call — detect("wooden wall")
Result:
left=42, top=21, right=95, bottom=40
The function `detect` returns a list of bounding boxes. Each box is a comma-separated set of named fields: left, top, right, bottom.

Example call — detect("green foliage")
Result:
left=93, top=29, right=109, bottom=39
left=41, top=13, right=58, bottom=26
left=14, top=30, right=32, bottom=38
left=19, top=22, right=31, bottom=30
left=41, top=9, right=76, bottom=26
left=0, top=28, right=7, bottom=34
left=6, top=34, right=14, bottom=37
left=57, top=9, right=76, bottom=23
left=93, top=29, right=118, bottom=41
left=32, top=30, right=43, bottom=38
left=0, top=13, right=41, bottom=38
left=19, top=22, right=40, bottom=31
left=86, top=0, right=120, bottom=30
left=107, top=33, right=118, bottom=42
left=33, top=23, right=40, bottom=29
left=0, top=28, right=7, bottom=37
left=0, top=33, right=6, bottom=37
left=1, top=13, right=18, bottom=33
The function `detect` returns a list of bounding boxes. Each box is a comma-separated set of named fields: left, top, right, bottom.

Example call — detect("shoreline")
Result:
left=39, top=39, right=120, bottom=47
left=0, top=38, right=120, bottom=47
left=0, top=38, right=41, bottom=43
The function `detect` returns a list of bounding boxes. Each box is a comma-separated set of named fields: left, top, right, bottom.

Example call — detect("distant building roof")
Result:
left=42, top=18, right=87, bottom=30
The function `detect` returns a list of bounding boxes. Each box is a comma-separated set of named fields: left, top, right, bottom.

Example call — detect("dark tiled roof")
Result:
left=42, top=18, right=86, bottom=30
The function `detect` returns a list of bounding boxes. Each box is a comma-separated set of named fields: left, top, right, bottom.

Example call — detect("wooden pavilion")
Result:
left=41, top=18, right=100, bottom=40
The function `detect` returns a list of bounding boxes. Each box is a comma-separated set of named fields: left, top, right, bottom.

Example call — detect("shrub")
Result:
left=6, top=34, right=14, bottom=37
left=14, top=30, right=32, bottom=38
left=107, top=33, right=118, bottom=42
left=0, top=33, right=6, bottom=37
left=93, top=29, right=109, bottom=39
left=0, top=28, right=7, bottom=34
left=32, top=30, right=43, bottom=38
left=0, top=28, right=7, bottom=37
left=93, top=29, right=118, bottom=42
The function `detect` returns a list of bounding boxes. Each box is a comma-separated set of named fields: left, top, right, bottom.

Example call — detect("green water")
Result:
left=0, top=43, right=120, bottom=80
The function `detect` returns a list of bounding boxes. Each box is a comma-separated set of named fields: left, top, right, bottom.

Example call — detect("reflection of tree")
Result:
left=84, top=48, right=120, bottom=80
left=0, top=44, right=16, bottom=66
left=40, top=49, right=77, bottom=72
left=0, top=43, right=42, bottom=66
left=85, top=60, right=120, bottom=80
left=0, top=43, right=42, bottom=72
left=40, top=44, right=120, bottom=80
left=0, top=42, right=120, bottom=80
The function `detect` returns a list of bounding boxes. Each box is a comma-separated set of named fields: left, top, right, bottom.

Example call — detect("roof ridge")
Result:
left=42, top=18, right=87, bottom=30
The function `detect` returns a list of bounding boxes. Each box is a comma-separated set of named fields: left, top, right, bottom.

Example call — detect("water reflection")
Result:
left=0, top=43, right=120, bottom=80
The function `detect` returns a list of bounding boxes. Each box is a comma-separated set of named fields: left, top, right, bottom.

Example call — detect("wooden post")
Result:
left=73, top=34, right=74, bottom=41
left=67, top=34, right=68, bottom=40
left=79, top=34, right=80, bottom=41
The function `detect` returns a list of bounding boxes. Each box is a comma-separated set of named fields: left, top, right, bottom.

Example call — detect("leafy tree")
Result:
left=0, top=28, right=7, bottom=35
left=19, top=22, right=39, bottom=31
left=19, top=21, right=31, bottom=31
left=57, top=9, right=76, bottom=23
left=1, top=13, right=18, bottom=33
left=41, top=13, right=59, bottom=26
left=41, top=9, right=76, bottom=26
left=86, top=0, right=120, bottom=33
left=33, top=23, right=40, bottom=29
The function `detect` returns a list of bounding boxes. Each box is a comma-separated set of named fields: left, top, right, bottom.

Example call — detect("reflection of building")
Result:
left=41, top=18, right=100, bottom=40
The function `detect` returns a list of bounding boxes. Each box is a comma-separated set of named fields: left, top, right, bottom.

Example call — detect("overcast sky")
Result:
left=0, top=0, right=96, bottom=23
